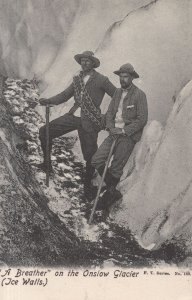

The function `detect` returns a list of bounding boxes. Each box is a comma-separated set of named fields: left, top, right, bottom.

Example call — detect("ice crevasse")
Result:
left=1, top=0, right=192, bottom=253
left=112, top=80, right=192, bottom=252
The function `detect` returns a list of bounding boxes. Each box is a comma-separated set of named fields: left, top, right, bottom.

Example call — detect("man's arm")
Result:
left=40, top=83, right=74, bottom=106
left=106, top=96, right=116, bottom=130
left=102, top=77, right=116, bottom=97
left=124, top=92, right=148, bottom=136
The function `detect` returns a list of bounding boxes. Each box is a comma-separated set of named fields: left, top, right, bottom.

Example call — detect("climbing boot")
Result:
left=84, top=182, right=97, bottom=201
left=96, top=171, right=121, bottom=210
left=84, top=161, right=96, bottom=200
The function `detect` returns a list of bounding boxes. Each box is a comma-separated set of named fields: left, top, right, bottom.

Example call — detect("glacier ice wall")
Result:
left=1, top=0, right=192, bottom=123
left=0, top=0, right=149, bottom=80
left=0, top=0, right=81, bottom=78
left=112, top=80, right=192, bottom=251
left=43, top=0, right=192, bottom=124
left=96, top=0, right=192, bottom=123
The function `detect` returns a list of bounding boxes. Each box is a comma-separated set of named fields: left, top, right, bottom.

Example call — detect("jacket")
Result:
left=47, top=70, right=116, bottom=132
left=106, top=84, right=148, bottom=142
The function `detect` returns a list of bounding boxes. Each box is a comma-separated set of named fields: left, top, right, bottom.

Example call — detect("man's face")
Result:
left=119, top=72, right=133, bottom=89
left=80, top=57, right=94, bottom=72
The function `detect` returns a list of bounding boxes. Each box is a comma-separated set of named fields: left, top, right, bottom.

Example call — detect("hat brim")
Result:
left=74, top=54, right=100, bottom=68
left=114, top=70, right=139, bottom=79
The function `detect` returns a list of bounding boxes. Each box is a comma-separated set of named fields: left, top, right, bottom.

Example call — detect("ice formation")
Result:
left=0, top=0, right=191, bottom=123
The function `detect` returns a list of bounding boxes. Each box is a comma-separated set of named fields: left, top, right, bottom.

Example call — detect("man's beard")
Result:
left=120, top=82, right=128, bottom=88
left=120, top=81, right=132, bottom=89
left=81, top=65, right=93, bottom=73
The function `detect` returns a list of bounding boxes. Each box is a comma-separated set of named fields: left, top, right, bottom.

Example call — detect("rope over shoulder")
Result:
left=73, top=73, right=103, bottom=130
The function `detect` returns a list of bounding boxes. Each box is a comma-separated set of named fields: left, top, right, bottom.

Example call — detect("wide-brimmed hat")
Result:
left=114, top=63, right=139, bottom=78
left=74, top=51, right=100, bottom=68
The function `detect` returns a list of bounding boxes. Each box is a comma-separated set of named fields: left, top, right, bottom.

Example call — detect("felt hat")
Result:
left=74, top=51, right=100, bottom=68
left=114, top=63, right=139, bottom=78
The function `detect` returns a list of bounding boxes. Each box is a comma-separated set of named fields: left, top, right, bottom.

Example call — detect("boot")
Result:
left=84, top=182, right=97, bottom=201
left=105, top=185, right=122, bottom=206
left=97, top=186, right=122, bottom=210
left=84, top=161, right=97, bottom=200
left=97, top=171, right=121, bottom=210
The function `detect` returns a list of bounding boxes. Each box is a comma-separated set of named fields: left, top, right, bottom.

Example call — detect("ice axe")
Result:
left=45, top=104, right=51, bottom=187
left=35, top=100, right=52, bottom=186
left=88, top=137, right=117, bottom=224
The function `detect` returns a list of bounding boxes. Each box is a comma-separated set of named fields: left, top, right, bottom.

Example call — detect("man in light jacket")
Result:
left=92, top=63, right=148, bottom=208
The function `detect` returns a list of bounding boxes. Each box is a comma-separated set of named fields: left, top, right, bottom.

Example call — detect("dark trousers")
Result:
left=91, top=135, right=136, bottom=179
left=39, top=113, right=98, bottom=165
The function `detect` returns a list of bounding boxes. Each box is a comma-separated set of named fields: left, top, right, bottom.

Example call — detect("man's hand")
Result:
left=109, top=127, right=124, bottom=136
left=39, top=98, right=51, bottom=106
left=26, top=99, right=38, bottom=108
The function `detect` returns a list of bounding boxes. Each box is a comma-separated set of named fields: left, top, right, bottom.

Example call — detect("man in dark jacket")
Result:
left=92, top=63, right=148, bottom=208
left=39, top=51, right=116, bottom=199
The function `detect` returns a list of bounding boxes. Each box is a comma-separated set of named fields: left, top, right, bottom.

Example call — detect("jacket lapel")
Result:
left=122, top=85, right=136, bottom=107
left=113, top=89, right=122, bottom=116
